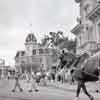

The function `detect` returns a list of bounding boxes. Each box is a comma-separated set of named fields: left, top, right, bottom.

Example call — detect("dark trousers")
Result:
left=12, top=79, right=22, bottom=91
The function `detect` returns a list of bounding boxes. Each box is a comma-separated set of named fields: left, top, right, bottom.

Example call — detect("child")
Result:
left=12, top=71, right=23, bottom=92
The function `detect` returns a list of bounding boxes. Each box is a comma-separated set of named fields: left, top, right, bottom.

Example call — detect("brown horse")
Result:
left=59, top=51, right=100, bottom=100
left=70, top=52, right=100, bottom=100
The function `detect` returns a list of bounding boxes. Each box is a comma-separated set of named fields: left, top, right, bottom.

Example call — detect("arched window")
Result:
left=32, top=49, right=36, bottom=55
left=21, top=51, right=25, bottom=56
left=39, top=48, right=44, bottom=54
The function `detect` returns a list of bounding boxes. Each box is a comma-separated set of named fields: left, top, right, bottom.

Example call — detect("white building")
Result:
left=71, top=0, right=100, bottom=55
left=0, top=59, right=15, bottom=79
left=0, top=59, right=5, bottom=78
left=15, top=33, right=56, bottom=73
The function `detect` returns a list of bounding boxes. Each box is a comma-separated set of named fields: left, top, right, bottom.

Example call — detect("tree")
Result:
left=40, top=35, right=50, bottom=47
left=59, top=38, right=77, bottom=53
left=49, top=31, right=64, bottom=48
left=40, top=31, right=77, bottom=54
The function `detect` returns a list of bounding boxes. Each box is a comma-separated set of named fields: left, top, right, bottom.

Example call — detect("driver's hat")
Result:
left=62, top=48, right=69, bottom=53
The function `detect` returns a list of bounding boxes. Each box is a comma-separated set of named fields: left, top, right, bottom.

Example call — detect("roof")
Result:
left=25, top=33, right=37, bottom=43
left=15, top=50, right=25, bottom=58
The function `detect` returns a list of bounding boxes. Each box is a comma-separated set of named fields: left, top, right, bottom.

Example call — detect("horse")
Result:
left=70, top=52, right=100, bottom=100
left=59, top=51, right=100, bottom=100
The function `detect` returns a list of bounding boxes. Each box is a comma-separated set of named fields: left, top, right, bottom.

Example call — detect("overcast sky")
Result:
left=0, top=0, right=79, bottom=66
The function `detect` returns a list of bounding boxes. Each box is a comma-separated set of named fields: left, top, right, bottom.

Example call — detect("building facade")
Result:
left=0, top=59, right=15, bottom=79
left=71, top=0, right=100, bottom=55
left=15, top=33, right=56, bottom=73
left=0, top=59, right=5, bottom=78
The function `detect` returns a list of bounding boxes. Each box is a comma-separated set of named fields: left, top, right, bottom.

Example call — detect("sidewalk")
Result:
left=0, top=79, right=99, bottom=100
left=0, top=79, right=32, bottom=100
left=0, top=79, right=76, bottom=100
left=0, top=79, right=46, bottom=100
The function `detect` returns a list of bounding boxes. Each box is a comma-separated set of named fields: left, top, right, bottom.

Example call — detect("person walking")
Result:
left=12, top=71, right=23, bottom=92
left=28, top=72, right=39, bottom=92
left=59, top=49, right=67, bottom=69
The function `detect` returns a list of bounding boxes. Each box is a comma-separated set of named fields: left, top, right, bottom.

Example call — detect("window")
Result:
left=21, top=51, right=25, bottom=56
left=32, top=49, right=36, bottom=55
left=98, top=23, right=100, bottom=42
left=39, top=48, right=44, bottom=54
left=27, top=47, right=30, bottom=51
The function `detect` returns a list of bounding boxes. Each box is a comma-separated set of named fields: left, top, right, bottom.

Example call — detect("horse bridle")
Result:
left=70, top=53, right=100, bottom=79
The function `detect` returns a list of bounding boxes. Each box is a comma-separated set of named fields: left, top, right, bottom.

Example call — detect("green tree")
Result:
left=40, top=31, right=77, bottom=53
left=40, top=35, right=50, bottom=46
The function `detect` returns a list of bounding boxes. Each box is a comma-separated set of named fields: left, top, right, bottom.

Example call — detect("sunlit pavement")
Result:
left=0, top=79, right=99, bottom=100
left=0, top=87, right=100, bottom=100
left=0, top=86, right=100, bottom=100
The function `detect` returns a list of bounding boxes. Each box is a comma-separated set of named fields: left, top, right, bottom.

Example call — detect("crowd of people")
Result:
left=10, top=49, right=78, bottom=92
left=5, top=48, right=100, bottom=100
left=10, top=49, right=87, bottom=92
left=11, top=70, right=47, bottom=92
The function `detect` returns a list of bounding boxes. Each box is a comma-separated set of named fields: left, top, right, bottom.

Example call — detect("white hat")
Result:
left=62, top=48, right=69, bottom=53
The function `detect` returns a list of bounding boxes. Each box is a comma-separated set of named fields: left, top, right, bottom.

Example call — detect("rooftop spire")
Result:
left=29, top=24, right=33, bottom=33
left=75, top=0, right=81, bottom=3
left=25, top=33, right=37, bottom=43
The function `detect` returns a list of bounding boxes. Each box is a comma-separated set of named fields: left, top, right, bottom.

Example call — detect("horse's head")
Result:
left=72, top=52, right=90, bottom=68
left=66, top=52, right=90, bottom=79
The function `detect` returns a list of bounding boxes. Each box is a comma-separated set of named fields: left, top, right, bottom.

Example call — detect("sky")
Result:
left=0, top=0, right=79, bottom=66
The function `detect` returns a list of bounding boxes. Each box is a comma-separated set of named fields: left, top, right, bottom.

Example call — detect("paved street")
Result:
left=0, top=87, right=100, bottom=100
left=0, top=79, right=99, bottom=100
left=0, top=86, right=73, bottom=100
